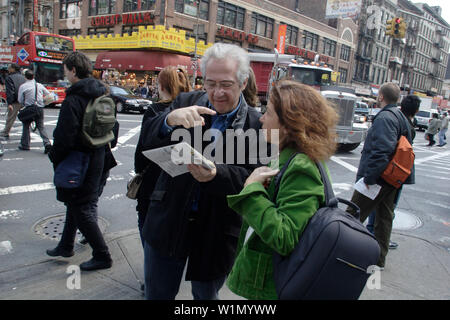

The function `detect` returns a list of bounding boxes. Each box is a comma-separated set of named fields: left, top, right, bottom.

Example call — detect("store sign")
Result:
left=0, top=46, right=13, bottom=62
left=37, top=50, right=67, bottom=61
left=90, top=12, right=155, bottom=27
left=216, top=26, right=258, bottom=44
left=285, top=45, right=330, bottom=64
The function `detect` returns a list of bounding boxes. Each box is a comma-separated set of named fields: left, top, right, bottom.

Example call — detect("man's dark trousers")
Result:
left=347, top=181, right=398, bottom=267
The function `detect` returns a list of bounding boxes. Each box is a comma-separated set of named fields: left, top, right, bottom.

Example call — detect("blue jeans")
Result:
left=143, top=241, right=226, bottom=300
left=439, top=127, right=447, bottom=145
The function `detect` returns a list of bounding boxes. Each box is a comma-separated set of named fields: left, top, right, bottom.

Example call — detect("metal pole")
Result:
left=7, top=0, right=11, bottom=44
left=192, top=0, right=200, bottom=89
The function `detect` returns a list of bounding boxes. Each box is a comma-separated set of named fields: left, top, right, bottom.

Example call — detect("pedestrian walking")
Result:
left=0, top=64, right=26, bottom=139
left=17, top=69, right=52, bottom=153
left=134, top=66, right=192, bottom=248
left=438, top=112, right=448, bottom=147
left=226, top=80, right=338, bottom=299
left=425, top=113, right=441, bottom=146
left=138, top=43, right=266, bottom=300
left=346, top=82, right=412, bottom=269
left=46, top=52, right=113, bottom=271
left=365, top=94, right=420, bottom=249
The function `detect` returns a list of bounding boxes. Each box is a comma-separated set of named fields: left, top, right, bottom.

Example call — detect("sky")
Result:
left=412, top=1, right=450, bottom=25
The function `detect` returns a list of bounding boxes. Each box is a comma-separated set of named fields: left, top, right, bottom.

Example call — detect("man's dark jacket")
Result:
left=357, top=104, right=414, bottom=185
left=140, top=91, right=266, bottom=281
left=49, top=78, right=115, bottom=205
left=5, top=72, right=26, bottom=104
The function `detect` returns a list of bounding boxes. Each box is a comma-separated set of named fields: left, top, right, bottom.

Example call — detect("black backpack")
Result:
left=272, top=153, right=380, bottom=300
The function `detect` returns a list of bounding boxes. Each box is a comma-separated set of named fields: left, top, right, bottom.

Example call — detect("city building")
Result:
left=49, top=0, right=358, bottom=85
left=0, top=0, right=54, bottom=44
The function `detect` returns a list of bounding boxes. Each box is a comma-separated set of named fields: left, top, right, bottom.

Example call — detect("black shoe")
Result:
left=80, top=258, right=112, bottom=271
left=44, top=144, right=52, bottom=154
left=18, top=145, right=30, bottom=151
left=46, top=247, right=74, bottom=258
left=389, top=241, right=398, bottom=249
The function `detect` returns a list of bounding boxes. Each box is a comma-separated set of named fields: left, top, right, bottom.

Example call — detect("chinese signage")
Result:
left=325, top=0, right=362, bottom=19
left=277, top=25, right=287, bottom=54
left=74, top=25, right=212, bottom=56
left=90, top=12, right=155, bottom=27
left=216, top=26, right=259, bottom=44
left=285, top=45, right=330, bottom=64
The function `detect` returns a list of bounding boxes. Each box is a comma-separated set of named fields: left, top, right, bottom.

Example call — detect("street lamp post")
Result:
left=192, top=0, right=200, bottom=89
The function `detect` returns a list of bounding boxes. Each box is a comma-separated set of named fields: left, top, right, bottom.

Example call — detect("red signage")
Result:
left=217, top=26, right=258, bottom=45
left=286, top=45, right=330, bottom=64
left=277, top=25, right=287, bottom=54
left=90, top=12, right=155, bottom=27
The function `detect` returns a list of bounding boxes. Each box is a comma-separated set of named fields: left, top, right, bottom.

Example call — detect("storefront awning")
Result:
left=94, top=50, right=201, bottom=76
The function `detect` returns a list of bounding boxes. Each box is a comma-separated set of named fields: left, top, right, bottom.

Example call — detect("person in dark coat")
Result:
left=134, top=66, right=191, bottom=248
left=139, top=43, right=271, bottom=300
left=1, top=64, right=25, bottom=138
left=46, top=52, right=113, bottom=271
left=346, top=82, right=411, bottom=269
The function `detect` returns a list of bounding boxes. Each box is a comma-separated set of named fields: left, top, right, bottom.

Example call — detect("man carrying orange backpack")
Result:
left=346, top=83, right=414, bottom=269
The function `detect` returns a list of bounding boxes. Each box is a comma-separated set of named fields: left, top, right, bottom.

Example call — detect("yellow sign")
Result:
left=74, top=25, right=212, bottom=56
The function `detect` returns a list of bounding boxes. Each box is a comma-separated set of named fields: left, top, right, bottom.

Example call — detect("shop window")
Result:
left=88, top=27, right=115, bottom=36
left=251, top=13, right=274, bottom=39
left=216, top=1, right=245, bottom=31
left=89, top=0, right=116, bottom=16
left=59, top=29, right=82, bottom=37
left=338, top=68, right=347, bottom=83
left=285, top=25, right=298, bottom=46
left=123, top=0, right=156, bottom=13
left=60, top=0, right=82, bottom=19
left=175, top=0, right=209, bottom=21
left=322, top=38, right=336, bottom=57
left=301, top=31, right=318, bottom=51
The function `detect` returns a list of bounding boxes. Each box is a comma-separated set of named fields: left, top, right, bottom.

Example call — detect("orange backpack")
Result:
left=381, top=110, right=415, bottom=189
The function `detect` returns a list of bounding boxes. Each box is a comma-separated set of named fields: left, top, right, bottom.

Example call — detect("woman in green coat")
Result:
left=226, top=80, right=338, bottom=299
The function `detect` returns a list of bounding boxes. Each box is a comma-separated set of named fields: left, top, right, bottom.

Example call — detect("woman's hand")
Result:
left=188, top=163, right=217, bottom=182
left=244, top=166, right=280, bottom=188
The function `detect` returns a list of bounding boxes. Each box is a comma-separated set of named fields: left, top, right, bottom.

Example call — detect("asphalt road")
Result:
left=1, top=107, right=449, bottom=275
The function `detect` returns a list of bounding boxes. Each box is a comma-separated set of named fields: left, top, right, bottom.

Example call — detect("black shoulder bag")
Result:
left=18, top=83, right=41, bottom=123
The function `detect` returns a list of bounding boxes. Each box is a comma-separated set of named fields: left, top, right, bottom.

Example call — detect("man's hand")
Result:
left=167, top=106, right=216, bottom=129
left=8, top=105, right=13, bottom=111
left=188, top=164, right=217, bottom=182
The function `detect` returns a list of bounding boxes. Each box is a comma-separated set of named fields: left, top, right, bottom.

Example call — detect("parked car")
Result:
left=108, top=85, right=152, bottom=114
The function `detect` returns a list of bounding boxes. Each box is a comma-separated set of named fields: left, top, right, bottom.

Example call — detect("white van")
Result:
left=416, top=109, right=438, bottom=131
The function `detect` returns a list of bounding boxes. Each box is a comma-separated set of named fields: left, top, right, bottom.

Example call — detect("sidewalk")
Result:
left=0, top=228, right=449, bottom=300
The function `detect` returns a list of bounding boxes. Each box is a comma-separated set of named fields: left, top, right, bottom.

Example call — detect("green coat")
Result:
left=226, top=148, right=326, bottom=299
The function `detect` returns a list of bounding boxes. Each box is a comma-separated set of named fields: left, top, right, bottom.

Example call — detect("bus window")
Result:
left=35, top=35, right=74, bottom=52
left=17, top=34, right=30, bottom=45
left=33, top=62, right=65, bottom=86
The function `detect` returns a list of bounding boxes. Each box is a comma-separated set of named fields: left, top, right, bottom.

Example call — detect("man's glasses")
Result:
left=204, top=80, right=236, bottom=91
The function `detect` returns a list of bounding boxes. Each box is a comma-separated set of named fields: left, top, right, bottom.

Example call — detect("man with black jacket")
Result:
left=1, top=64, right=25, bottom=138
left=46, top=52, right=114, bottom=271
left=347, top=83, right=410, bottom=269
left=139, top=43, right=269, bottom=300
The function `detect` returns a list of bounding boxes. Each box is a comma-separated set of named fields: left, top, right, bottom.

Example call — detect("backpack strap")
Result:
left=272, top=152, right=360, bottom=217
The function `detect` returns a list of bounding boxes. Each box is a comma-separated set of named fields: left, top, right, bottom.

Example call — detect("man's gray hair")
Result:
left=200, top=43, right=250, bottom=86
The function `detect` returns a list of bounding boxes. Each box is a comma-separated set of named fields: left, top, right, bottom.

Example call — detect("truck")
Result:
left=249, top=52, right=367, bottom=152
left=0, top=32, right=75, bottom=106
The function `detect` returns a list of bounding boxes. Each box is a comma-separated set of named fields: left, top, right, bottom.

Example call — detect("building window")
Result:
left=251, top=13, right=274, bottom=39
left=175, top=0, right=209, bottom=21
left=59, top=29, right=82, bottom=37
left=90, top=0, right=116, bottom=16
left=121, top=26, right=139, bottom=35
left=248, top=44, right=271, bottom=52
left=338, top=68, right=348, bottom=83
left=60, top=0, right=82, bottom=19
left=301, top=31, right=319, bottom=51
left=216, top=1, right=245, bottom=30
left=340, top=44, right=351, bottom=61
left=88, top=27, right=115, bottom=36
left=285, top=25, right=298, bottom=46
left=322, top=38, right=336, bottom=57
left=215, top=37, right=242, bottom=46
left=123, top=0, right=156, bottom=12
left=175, top=25, right=207, bottom=42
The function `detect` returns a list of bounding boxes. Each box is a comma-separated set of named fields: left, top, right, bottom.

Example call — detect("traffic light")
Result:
left=394, top=17, right=402, bottom=37
left=386, top=18, right=395, bottom=37
left=398, top=19, right=407, bottom=38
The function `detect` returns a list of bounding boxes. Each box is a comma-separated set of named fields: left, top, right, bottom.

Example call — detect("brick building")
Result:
left=51, top=0, right=358, bottom=84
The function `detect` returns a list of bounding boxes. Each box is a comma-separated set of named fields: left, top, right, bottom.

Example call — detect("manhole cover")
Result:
left=33, top=214, right=109, bottom=241
left=393, top=209, right=422, bottom=230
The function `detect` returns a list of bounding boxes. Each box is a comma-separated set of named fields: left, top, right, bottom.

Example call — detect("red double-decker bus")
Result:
left=0, top=32, right=75, bottom=105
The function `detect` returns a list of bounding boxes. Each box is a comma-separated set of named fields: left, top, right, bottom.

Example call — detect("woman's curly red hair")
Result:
left=270, top=80, right=338, bottom=162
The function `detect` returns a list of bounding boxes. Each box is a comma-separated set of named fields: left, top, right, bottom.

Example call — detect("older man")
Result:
left=139, top=43, right=267, bottom=300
